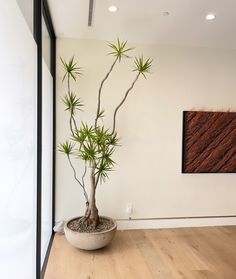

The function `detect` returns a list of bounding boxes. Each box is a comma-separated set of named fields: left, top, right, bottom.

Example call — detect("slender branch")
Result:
left=72, top=115, right=78, bottom=131
left=67, top=75, right=70, bottom=94
left=82, top=163, right=87, bottom=188
left=67, top=154, right=89, bottom=202
left=111, top=72, right=140, bottom=134
left=67, top=73, right=79, bottom=135
left=67, top=74, right=76, bottom=136
left=95, top=56, right=119, bottom=128
left=69, top=116, right=75, bottom=136
left=69, top=115, right=78, bottom=136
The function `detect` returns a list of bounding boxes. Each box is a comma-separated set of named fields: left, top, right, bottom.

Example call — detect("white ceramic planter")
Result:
left=64, top=216, right=117, bottom=250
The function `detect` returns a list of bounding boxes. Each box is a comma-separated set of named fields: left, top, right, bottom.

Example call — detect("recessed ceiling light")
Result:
left=206, top=13, right=216, bottom=20
left=108, top=6, right=118, bottom=12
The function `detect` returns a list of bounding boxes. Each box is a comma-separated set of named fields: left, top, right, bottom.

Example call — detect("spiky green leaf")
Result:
left=107, top=38, right=134, bottom=62
left=60, top=56, right=82, bottom=82
left=133, top=56, right=153, bottom=78
left=58, top=141, right=74, bottom=155
left=62, top=92, right=83, bottom=116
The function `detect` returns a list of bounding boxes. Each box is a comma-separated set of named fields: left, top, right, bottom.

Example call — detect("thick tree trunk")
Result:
left=88, top=168, right=99, bottom=226
left=80, top=167, right=99, bottom=227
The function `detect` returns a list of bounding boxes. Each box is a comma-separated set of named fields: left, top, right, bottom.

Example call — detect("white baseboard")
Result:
left=116, top=216, right=236, bottom=230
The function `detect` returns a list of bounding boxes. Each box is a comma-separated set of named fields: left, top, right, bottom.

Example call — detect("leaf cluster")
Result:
left=108, top=38, right=133, bottom=62
left=61, top=123, right=120, bottom=183
left=133, top=56, right=153, bottom=78
left=60, top=56, right=82, bottom=81
left=58, top=141, right=74, bottom=156
left=62, top=92, right=83, bottom=116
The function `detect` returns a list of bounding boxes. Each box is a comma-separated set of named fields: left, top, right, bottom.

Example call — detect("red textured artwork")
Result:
left=182, top=111, right=236, bottom=173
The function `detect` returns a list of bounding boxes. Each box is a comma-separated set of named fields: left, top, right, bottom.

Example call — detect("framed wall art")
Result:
left=182, top=111, right=236, bottom=173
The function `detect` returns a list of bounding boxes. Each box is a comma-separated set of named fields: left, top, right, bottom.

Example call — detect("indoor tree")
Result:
left=59, top=39, right=152, bottom=229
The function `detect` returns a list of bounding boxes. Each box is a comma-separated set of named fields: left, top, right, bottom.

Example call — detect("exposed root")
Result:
left=79, top=203, right=100, bottom=228
left=78, top=216, right=89, bottom=224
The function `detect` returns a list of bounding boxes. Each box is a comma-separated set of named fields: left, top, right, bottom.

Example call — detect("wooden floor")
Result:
left=45, top=226, right=236, bottom=279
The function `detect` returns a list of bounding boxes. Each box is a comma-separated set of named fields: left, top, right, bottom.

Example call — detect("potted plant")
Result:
left=59, top=39, right=152, bottom=250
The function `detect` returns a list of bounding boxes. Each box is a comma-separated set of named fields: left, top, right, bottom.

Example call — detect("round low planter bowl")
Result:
left=64, top=216, right=117, bottom=250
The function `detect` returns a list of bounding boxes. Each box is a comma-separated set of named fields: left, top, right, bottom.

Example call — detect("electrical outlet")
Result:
left=126, top=203, right=133, bottom=216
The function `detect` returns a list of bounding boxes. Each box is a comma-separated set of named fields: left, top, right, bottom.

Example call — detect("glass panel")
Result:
left=41, top=59, right=53, bottom=267
left=16, top=0, right=33, bottom=34
left=0, top=1, right=37, bottom=278
left=42, top=16, right=51, bottom=71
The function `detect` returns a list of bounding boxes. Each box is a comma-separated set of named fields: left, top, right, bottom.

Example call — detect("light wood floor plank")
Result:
left=45, top=226, right=236, bottom=279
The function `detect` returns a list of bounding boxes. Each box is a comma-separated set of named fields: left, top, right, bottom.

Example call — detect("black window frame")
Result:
left=34, top=0, right=56, bottom=278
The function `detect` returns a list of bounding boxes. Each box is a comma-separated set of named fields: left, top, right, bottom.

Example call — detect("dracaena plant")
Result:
left=59, top=39, right=152, bottom=228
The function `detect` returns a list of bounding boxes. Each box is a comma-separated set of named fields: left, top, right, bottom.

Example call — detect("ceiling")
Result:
left=48, top=0, right=236, bottom=49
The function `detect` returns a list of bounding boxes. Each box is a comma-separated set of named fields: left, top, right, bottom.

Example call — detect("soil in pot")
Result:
left=68, top=216, right=115, bottom=233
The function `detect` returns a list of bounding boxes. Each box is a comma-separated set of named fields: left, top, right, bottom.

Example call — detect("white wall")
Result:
left=16, top=0, right=33, bottom=33
left=56, top=38, right=236, bottom=226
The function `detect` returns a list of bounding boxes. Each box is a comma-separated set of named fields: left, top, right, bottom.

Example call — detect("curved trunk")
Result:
left=80, top=168, right=99, bottom=227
